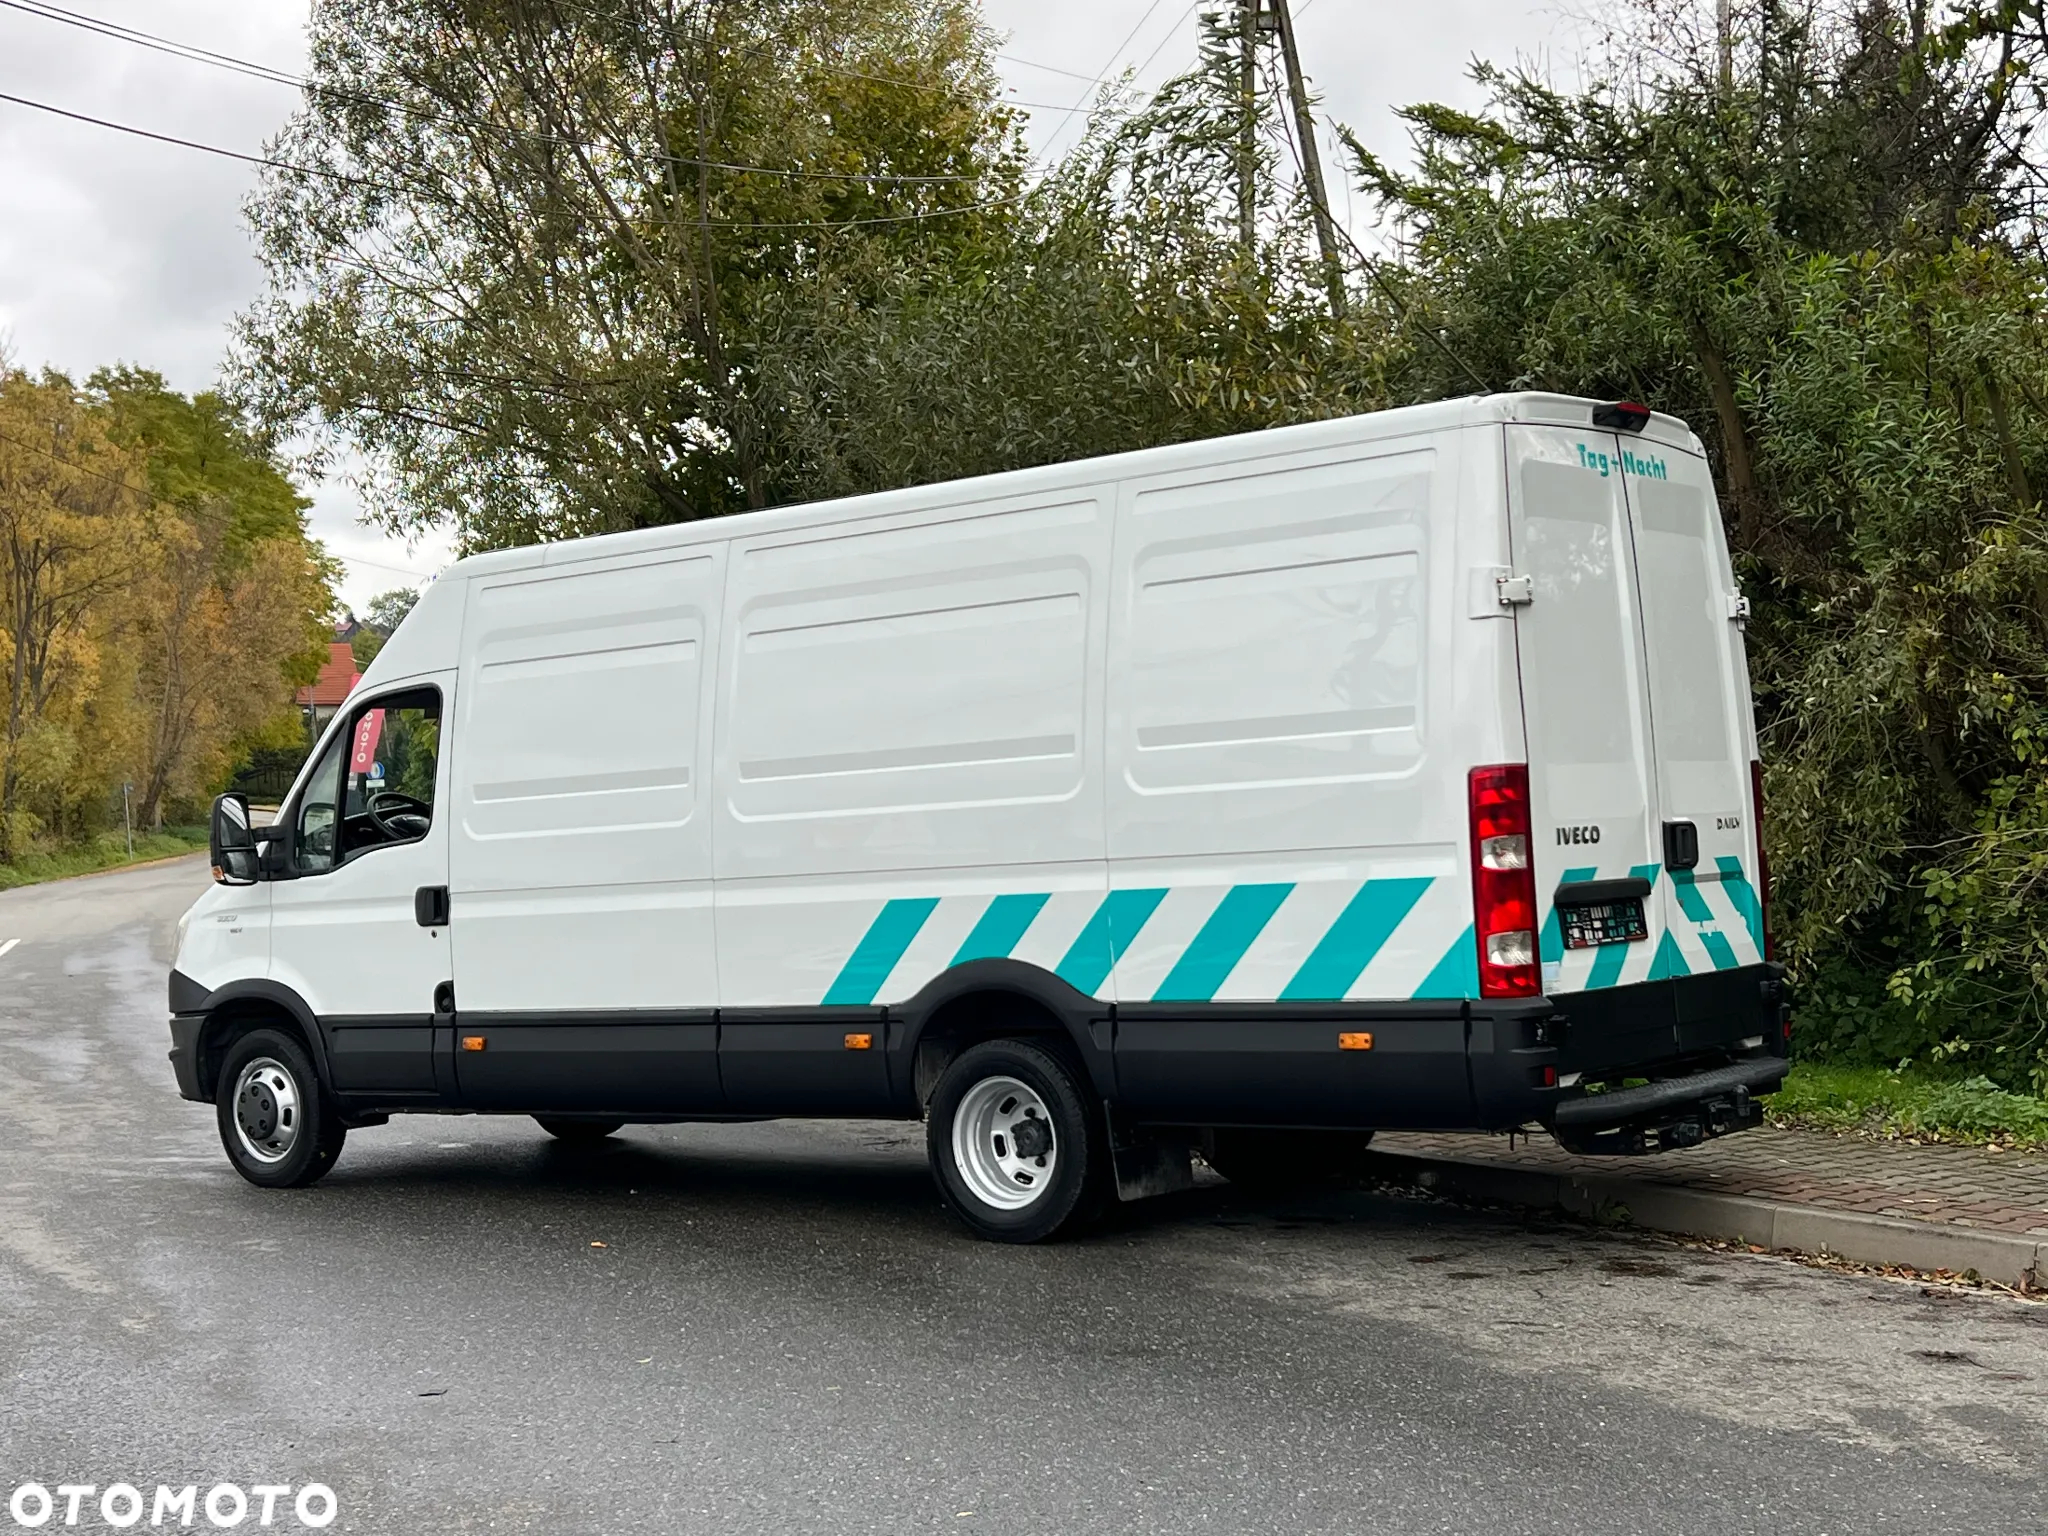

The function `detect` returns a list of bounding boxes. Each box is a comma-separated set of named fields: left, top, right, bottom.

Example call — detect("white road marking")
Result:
left=0, top=938, right=18, bottom=961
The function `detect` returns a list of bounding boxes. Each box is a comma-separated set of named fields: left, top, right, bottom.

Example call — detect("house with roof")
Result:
left=296, top=638, right=361, bottom=738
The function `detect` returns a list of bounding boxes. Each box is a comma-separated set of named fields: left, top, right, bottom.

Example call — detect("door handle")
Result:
left=415, top=885, right=450, bottom=927
left=1662, top=821, right=1700, bottom=873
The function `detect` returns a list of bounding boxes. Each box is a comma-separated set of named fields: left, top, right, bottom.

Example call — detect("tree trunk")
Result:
left=1691, top=321, right=1761, bottom=550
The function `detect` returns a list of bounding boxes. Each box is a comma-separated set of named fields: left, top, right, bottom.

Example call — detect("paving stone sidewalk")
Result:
left=1375, top=1125, right=2048, bottom=1241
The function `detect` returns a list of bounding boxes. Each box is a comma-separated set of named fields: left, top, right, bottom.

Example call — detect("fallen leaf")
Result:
left=590, top=1241, right=608, bottom=1249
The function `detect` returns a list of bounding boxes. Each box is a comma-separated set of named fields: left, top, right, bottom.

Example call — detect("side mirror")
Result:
left=210, top=792, right=258, bottom=885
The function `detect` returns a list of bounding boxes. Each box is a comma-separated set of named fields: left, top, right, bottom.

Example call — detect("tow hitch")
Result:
left=1548, top=1058, right=1782, bottom=1156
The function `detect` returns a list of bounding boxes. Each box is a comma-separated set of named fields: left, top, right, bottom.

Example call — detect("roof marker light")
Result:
left=1592, top=401, right=1652, bottom=432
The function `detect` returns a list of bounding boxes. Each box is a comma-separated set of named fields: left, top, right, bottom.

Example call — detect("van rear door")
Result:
left=1504, top=422, right=1762, bottom=1033
left=1620, top=443, right=1765, bottom=1006
left=1502, top=426, right=1672, bottom=1040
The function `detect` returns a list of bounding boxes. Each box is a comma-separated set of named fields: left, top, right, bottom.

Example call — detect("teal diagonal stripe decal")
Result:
left=1056, top=888, right=1167, bottom=997
left=1584, top=862, right=1660, bottom=991
left=1669, top=868, right=1715, bottom=922
left=952, top=892, right=1050, bottom=965
left=1414, top=924, right=1478, bottom=999
left=1541, top=866, right=1599, bottom=963
left=1670, top=867, right=1736, bottom=970
left=822, top=897, right=939, bottom=1005
left=1648, top=927, right=1689, bottom=981
left=1151, top=884, right=1294, bottom=1002
left=1716, top=856, right=1762, bottom=951
left=1280, top=878, right=1432, bottom=1001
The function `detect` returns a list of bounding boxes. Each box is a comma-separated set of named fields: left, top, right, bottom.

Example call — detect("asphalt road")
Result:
left=2, top=858, right=2045, bottom=1534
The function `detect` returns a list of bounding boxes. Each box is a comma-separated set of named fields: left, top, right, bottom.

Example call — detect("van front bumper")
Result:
left=1469, top=962, right=1789, bottom=1147
left=168, top=1013, right=208, bottom=1102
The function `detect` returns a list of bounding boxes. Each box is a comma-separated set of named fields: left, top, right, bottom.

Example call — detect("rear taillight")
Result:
left=1470, top=764, right=1541, bottom=998
left=1750, top=758, right=1773, bottom=961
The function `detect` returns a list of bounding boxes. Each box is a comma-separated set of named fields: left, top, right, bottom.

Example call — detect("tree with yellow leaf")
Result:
left=0, top=369, right=150, bottom=860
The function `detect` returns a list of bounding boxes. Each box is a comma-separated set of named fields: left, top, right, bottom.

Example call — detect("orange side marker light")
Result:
left=844, top=1032, right=874, bottom=1051
left=461, top=1035, right=487, bottom=1052
left=1338, top=1032, right=1374, bottom=1051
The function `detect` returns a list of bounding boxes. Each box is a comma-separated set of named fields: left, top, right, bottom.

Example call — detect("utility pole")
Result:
left=1717, top=0, right=1733, bottom=95
left=1237, top=0, right=1259, bottom=254
left=1268, top=0, right=1347, bottom=320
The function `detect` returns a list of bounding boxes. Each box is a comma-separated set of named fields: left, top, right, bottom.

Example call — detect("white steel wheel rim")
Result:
left=951, top=1074, right=1059, bottom=1212
left=232, top=1057, right=302, bottom=1164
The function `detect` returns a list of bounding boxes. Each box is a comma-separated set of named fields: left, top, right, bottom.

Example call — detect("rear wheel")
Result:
left=534, top=1117, right=625, bottom=1144
left=927, top=1039, right=1105, bottom=1243
left=1205, top=1129, right=1377, bottom=1190
left=216, top=1028, right=345, bottom=1189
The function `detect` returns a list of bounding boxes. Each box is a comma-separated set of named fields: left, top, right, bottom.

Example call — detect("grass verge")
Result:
left=1765, top=1063, right=2048, bottom=1150
left=0, top=827, right=209, bottom=891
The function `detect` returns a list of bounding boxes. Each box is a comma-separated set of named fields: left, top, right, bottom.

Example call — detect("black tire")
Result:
left=1205, top=1129, right=1377, bottom=1190
left=534, top=1116, right=625, bottom=1144
left=926, top=1038, right=1107, bottom=1243
left=215, top=1027, right=345, bottom=1189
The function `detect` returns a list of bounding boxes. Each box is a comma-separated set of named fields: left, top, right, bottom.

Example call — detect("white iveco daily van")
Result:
left=171, top=393, right=1788, bottom=1241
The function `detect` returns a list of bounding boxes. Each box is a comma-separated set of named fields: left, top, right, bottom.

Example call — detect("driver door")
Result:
left=269, top=678, right=454, bottom=1102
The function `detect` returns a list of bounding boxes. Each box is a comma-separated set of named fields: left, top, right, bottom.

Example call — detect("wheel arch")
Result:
left=181, top=977, right=333, bottom=1101
left=891, top=959, right=1113, bottom=1109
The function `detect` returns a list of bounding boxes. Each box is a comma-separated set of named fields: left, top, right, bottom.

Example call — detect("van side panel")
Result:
left=447, top=549, right=723, bottom=1111
left=1101, top=435, right=1477, bottom=1125
left=712, top=489, right=1114, bottom=1107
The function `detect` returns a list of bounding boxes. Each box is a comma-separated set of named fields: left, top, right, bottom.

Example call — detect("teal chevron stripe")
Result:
left=1280, top=878, right=1433, bottom=1001
left=1648, top=927, right=1689, bottom=980
left=1056, top=888, right=1168, bottom=996
left=1414, top=924, right=1478, bottom=999
left=822, top=897, right=939, bottom=1005
left=1584, top=862, right=1661, bottom=990
left=1716, top=856, right=1762, bottom=951
left=1541, top=866, right=1599, bottom=963
left=952, top=892, right=1050, bottom=965
left=1152, top=884, right=1295, bottom=1001
left=1670, top=867, right=1737, bottom=970
left=1670, top=868, right=1715, bottom=923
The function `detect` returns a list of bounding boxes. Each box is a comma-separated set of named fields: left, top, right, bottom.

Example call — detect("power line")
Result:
left=0, top=87, right=1030, bottom=231
left=1039, top=0, right=1204, bottom=162
left=0, top=0, right=1041, bottom=184
left=995, top=52, right=1102, bottom=83
left=0, top=89, right=403, bottom=194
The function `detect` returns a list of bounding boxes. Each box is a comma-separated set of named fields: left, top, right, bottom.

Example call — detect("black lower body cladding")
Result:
left=165, top=963, right=1788, bottom=1142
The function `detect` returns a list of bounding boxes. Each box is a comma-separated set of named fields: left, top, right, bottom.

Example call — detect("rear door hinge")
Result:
left=1726, top=590, right=1751, bottom=621
left=1496, top=572, right=1536, bottom=607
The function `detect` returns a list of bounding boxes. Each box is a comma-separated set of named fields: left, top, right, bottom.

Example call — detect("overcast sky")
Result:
left=0, top=0, right=1579, bottom=611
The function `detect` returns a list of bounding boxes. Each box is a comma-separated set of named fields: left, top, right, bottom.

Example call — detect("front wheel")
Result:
left=926, top=1039, right=1106, bottom=1243
left=534, top=1116, right=624, bottom=1144
left=216, top=1028, right=345, bottom=1189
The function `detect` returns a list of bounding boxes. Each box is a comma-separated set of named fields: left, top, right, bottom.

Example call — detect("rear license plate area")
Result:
left=1561, top=899, right=1647, bottom=949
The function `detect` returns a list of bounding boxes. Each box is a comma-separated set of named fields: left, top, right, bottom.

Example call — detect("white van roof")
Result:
left=436, top=392, right=1705, bottom=587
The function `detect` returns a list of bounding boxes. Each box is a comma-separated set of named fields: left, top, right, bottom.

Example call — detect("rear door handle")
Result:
left=415, top=885, right=450, bottom=927
left=1662, top=821, right=1700, bottom=872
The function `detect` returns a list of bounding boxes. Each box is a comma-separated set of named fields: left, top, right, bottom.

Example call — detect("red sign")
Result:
left=350, top=709, right=384, bottom=776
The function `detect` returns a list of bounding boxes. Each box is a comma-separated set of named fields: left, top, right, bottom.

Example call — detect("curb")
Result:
left=1362, top=1149, right=2045, bottom=1288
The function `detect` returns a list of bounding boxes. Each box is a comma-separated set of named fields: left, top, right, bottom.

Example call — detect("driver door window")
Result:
left=295, top=687, right=442, bottom=875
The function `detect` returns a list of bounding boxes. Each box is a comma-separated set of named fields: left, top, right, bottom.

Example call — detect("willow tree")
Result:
left=234, top=0, right=1026, bottom=549
left=1351, top=0, right=2048, bottom=1085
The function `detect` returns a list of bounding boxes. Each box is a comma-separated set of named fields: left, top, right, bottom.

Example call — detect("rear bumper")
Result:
left=168, top=1013, right=208, bottom=1102
left=1470, top=962, right=1789, bottom=1140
